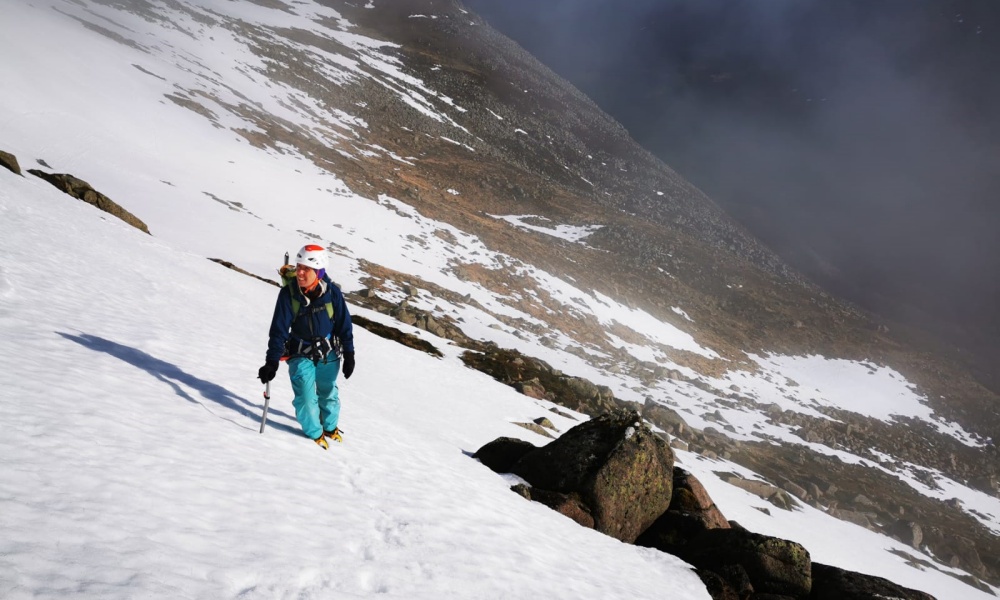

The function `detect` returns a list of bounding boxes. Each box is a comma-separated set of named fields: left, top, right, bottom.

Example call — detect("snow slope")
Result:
left=0, top=174, right=709, bottom=599
left=1, top=1, right=997, bottom=598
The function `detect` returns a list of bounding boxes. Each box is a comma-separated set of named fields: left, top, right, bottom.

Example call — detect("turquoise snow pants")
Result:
left=287, top=355, right=341, bottom=440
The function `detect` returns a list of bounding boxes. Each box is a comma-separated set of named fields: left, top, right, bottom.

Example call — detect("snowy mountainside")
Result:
left=1, top=0, right=998, bottom=597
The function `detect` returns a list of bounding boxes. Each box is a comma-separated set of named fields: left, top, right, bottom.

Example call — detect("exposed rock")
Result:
left=780, top=480, right=809, bottom=502
left=533, top=417, right=556, bottom=430
left=514, top=379, right=547, bottom=399
left=828, top=508, right=874, bottom=530
left=514, top=486, right=594, bottom=528
left=806, top=482, right=823, bottom=500
left=636, top=468, right=731, bottom=559
left=510, top=409, right=675, bottom=542
left=642, top=399, right=689, bottom=435
left=474, top=437, right=537, bottom=473
left=510, top=483, right=532, bottom=500
left=514, top=421, right=554, bottom=438
left=209, top=258, right=279, bottom=287
left=946, top=536, right=987, bottom=578
left=27, top=170, right=150, bottom=234
left=728, top=477, right=780, bottom=498
left=670, top=468, right=731, bottom=530
left=0, top=150, right=21, bottom=175
left=638, top=510, right=721, bottom=556
left=681, top=528, right=812, bottom=598
left=968, top=473, right=998, bottom=495
left=888, top=519, right=923, bottom=549
left=351, top=315, right=443, bottom=358
left=810, top=562, right=936, bottom=599
left=461, top=347, right=620, bottom=415
left=697, top=565, right=753, bottom=600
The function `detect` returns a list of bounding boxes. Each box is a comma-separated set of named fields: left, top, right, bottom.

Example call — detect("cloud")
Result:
left=467, top=0, right=1000, bottom=350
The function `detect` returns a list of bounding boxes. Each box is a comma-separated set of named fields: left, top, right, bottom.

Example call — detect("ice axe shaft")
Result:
left=259, top=381, right=271, bottom=434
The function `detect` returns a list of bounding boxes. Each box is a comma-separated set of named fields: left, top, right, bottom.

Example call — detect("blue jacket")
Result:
left=266, top=277, right=354, bottom=363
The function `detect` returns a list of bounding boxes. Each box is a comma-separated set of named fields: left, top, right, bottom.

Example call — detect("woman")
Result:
left=258, top=244, right=355, bottom=449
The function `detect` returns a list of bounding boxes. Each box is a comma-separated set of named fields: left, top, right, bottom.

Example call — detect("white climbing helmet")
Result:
left=295, top=244, right=326, bottom=271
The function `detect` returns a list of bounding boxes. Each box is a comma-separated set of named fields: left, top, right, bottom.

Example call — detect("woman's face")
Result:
left=295, top=264, right=318, bottom=288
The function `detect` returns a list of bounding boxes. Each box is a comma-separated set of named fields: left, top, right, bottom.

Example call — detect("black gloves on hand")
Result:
left=258, top=360, right=279, bottom=383
left=342, top=352, right=355, bottom=379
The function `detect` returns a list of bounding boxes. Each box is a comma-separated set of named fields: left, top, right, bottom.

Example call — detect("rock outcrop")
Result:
left=27, top=170, right=150, bottom=234
left=683, top=525, right=813, bottom=598
left=483, top=408, right=675, bottom=543
left=461, top=346, right=621, bottom=416
left=809, top=563, right=936, bottom=600
left=0, top=150, right=21, bottom=175
left=636, top=467, right=730, bottom=555
left=475, top=409, right=940, bottom=600
left=473, top=436, right=537, bottom=473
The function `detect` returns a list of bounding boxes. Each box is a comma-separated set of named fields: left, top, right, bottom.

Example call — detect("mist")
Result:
left=464, top=0, right=1000, bottom=373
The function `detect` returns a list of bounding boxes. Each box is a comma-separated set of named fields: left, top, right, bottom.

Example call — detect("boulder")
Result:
left=888, top=519, right=923, bottom=549
left=474, top=437, right=537, bottom=473
left=681, top=528, right=812, bottom=598
left=511, top=409, right=675, bottom=542
left=514, top=486, right=594, bottom=528
left=533, top=417, right=556, bottom=430
left=642, top=399, right=689, bottom=435
left=829, top=508, right=874, bottom=529
left=515, top=421, right=554, bottom=438
left=0, top=150, right=21, bottom=175
left=726, top=476, right=781, bottom=500
left=810, top=563, right=936, bottom=600
left=780, top=480, right=809, bottom=501
left=460, top=347, right=618, bottom=414
left=670, top=468, right=730, bottom=529
left=637, top=499, right=730, bottom=554
left=347, top=315, right=443, bottom=358
left=698, top=564, right=753, bottom=600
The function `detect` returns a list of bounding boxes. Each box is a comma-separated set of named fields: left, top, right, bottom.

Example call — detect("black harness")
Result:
left=286, top=287, right=342, bottom=362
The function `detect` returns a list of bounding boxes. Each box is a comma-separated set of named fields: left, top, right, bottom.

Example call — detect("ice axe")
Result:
left=260, top=381, right=271, bottom=434
left=260, top=251, right=290, bottom=434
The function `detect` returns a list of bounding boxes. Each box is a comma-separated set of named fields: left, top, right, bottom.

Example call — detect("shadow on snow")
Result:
left=57, top=331, right=301, bottom=437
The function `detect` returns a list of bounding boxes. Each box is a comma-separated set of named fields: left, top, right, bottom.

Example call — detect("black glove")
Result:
left=342, top=352, right=355, bottom=379
left=258, top=360, right=279, bottom=383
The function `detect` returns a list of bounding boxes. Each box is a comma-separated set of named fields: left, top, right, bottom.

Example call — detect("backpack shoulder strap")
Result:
left=281, top=269, right=336, bottom=322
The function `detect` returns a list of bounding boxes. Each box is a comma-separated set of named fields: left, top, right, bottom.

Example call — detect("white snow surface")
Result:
left=489, top=214, right=603, bottom=243
left=1, top=1, right=997, bottom=599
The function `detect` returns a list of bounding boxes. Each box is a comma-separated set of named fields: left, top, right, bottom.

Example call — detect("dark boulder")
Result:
left=681, top=528, right=812, bottom=598
left=474, top=437, right=537, bottom=473
left=810, top=563, right=936, bottom=600
left=698, top=565, right=753, bottom=600
left=0, top=150, right=21, bottom=175
left=636, top=468, right=730, bottom=554
left=513, top=485, right=595, bottom=528
left=511, top=408, right=675, bottom=542
left=637, top=510, right=718, bottom=555
left=670, top=467, right=730, bottom=529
